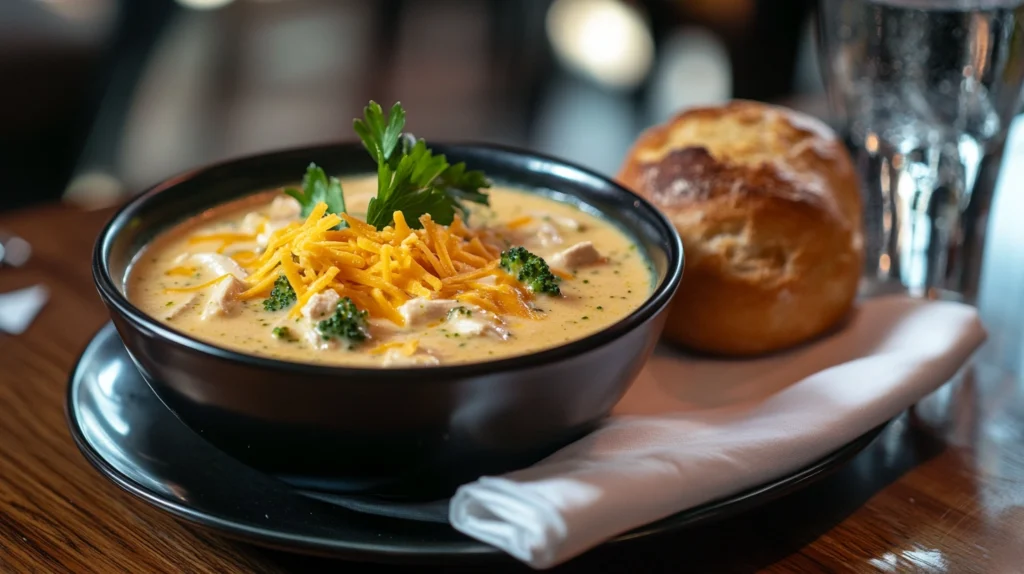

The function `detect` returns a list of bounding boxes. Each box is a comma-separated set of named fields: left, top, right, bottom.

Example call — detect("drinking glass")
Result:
left=817, top=0, right=1024, bottom=301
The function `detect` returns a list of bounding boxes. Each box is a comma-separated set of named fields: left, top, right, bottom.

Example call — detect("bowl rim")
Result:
left=93, top=140, right=684, bottom=380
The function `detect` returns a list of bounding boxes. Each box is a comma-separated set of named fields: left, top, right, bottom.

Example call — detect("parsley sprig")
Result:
left=355, top=101, right=491, bottom=230
left=285, top=163, right=347, bottom=226
left=282, top=101, right=490, bottom=231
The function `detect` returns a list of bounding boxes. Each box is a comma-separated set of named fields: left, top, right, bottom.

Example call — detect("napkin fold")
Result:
left=449, top=295, right=986, bottom=569
left=0, top=285, right=48, bottom=335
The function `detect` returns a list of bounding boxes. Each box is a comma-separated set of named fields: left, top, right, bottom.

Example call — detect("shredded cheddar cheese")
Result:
left=237, top=201, right=537, bottom=324
left=230, top=251, right=259, bottom=266
left=165, top=265, right=197, bottom=277
left=551, top=268, right=574, bottom=281
left=369, top=339, right=420, bottom=356
left=188, top=232, right=256, bottom=245
left=505, top=215, right=533, bottom=229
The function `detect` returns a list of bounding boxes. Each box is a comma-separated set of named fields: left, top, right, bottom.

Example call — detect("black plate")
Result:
left=67, top=323, right=887, bottom=564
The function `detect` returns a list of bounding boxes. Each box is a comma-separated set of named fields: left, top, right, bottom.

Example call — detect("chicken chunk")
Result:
left=240, top=196, right=302, bottom=248
left=381, top=347, right=440, bottom=367
left=201, top=276, right=246, bottom=320
left=165, top=294, right=199, bottom=320
left=240, top=212, right=267, bottom=235
left=300, top=289, right=341, bottom=321
left=188, top=253, right=248, bottom=280
left=442, top=304, right=509, bottom=339
left=506, top=220, right=562, bottom=250
left=368, top=318, right=401, bottom=338
left=301, top=322, right=338, bottom=351
left=256, top=220, right=291, bottom=249
left=240, top=215, right=290, bottom=249
left=536, top=222, right=563, bottom=248
left=395, top=298, right=510, bottom=339
left=550, top=241, right=603, bottom=269
left=531, top=212, right=583, bottom=231
left=267, top=195, right=301, bottom=220
left=448, top=314, right=510, bottom=340
left=397, top=298, right=461, bottom=327
left=293, top=290, right=347, bottom=350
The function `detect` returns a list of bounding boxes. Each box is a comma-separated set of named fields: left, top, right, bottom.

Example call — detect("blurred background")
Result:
left=0, top=0, right=825, bottom=212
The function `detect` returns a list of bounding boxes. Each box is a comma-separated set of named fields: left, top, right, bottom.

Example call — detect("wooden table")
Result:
left=1, top=198, right=1023, bottom=573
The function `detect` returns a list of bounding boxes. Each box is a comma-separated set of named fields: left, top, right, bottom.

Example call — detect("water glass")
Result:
left=817, top=0, right=1024, bottom=301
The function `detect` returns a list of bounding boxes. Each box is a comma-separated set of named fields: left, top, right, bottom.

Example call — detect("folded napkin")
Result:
left=449, top=295, right=986, bottom=569
left=0, top=285, right=48, bottom=335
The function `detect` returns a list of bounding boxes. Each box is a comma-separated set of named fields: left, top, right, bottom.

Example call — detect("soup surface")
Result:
left=128, top=176, right=652, bottom=367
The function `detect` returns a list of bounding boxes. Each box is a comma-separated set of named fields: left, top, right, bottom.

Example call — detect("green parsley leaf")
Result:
left=284, top=163, right=347, bottom=229
left=354, top=101, right=491, bottom=230
left=271, top=326, right=297, bottom=342
left=435, top=161, right=491, bottom=219
left=353, top=101, right=406, bottom=166
left=367, top=139, right=452, bottom=228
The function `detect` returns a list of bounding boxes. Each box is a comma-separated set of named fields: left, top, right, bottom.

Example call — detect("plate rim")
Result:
left=66, top=322, right=888, bottom=563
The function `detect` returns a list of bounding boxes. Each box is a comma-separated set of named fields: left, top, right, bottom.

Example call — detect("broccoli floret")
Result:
left=500, top=246, right=561, bottom=295
left=316, top=297, right=369, bottom=344
left=271, top=326, right=297, bottom=342
left=263, top=276, right=297, bottom=311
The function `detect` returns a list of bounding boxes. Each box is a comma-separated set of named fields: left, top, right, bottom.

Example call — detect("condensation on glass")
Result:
left=818, top=0, right=1024, bottom=301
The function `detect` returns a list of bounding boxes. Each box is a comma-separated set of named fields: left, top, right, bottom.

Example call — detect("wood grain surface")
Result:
left=1, top=202, right=1023, bottom=573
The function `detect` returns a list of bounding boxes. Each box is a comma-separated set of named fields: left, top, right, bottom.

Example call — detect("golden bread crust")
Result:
left=618, top=100, right=863, bottom=355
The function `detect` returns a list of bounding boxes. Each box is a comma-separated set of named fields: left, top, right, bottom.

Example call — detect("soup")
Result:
left=126, top=100, right=655, bottom=367
left=128, top=176, right=651, bottom=367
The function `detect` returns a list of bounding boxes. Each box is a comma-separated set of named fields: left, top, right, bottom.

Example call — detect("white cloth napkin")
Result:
left=449, top=295, right=986, bottom=569
left=0, top=285, right=48, bottom=334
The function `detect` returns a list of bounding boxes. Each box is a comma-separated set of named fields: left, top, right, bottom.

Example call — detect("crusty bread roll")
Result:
left=617, top=100, right=863, bottom=356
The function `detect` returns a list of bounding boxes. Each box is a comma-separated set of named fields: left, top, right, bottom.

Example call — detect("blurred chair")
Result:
left=4, top=0, right=820, bottom=212
left=0, top=0, right=178, bottom=211
left=79, top=0, right=553, bottom=200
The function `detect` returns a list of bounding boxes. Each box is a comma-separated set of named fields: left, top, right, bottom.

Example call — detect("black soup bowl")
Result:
left=93, top=143, right=684, bottom=499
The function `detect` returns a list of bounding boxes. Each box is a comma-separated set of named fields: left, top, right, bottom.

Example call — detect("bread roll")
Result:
left=617, top=100, right=863, bottom=355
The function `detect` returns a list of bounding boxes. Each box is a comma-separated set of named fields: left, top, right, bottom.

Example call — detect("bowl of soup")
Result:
left=93, top=138, right=683, bottom=498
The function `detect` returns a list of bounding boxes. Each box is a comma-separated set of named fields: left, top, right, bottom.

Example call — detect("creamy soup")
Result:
left=128, top=176, right=652, bottom=367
